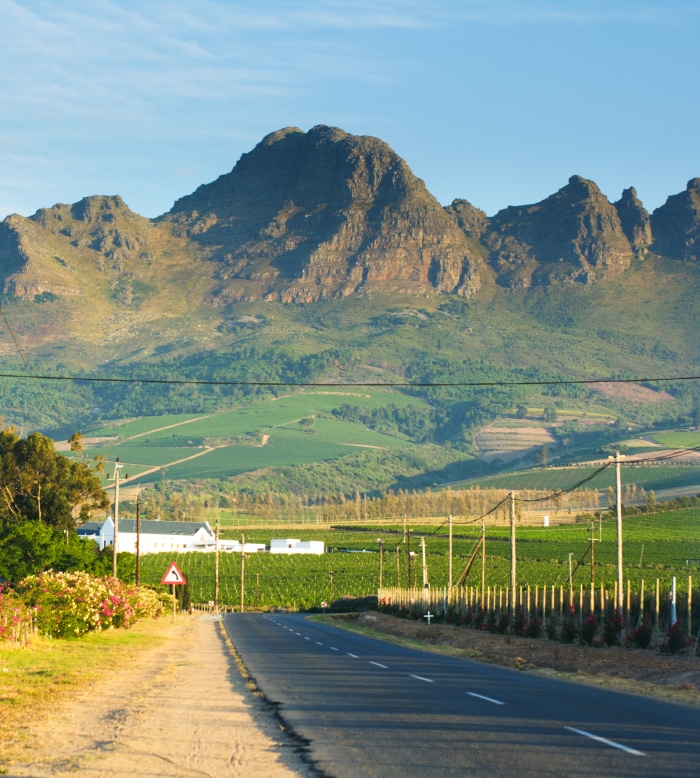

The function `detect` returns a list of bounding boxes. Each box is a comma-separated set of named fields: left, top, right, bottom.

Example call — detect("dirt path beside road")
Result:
left=5, top=616, right=311, bottom=778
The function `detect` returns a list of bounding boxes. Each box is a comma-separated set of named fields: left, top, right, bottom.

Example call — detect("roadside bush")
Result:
left=0, top=584, right=35, bottom=645
left=580, top=613, right=598, bottom=646
left=603, top=609, right=624, bottom=647
left=560, top=608, right=579, bottom=643
left=662, top=621, right=691, bottom=655
left=16, top=571, right=163, bottom=638
left=626, top=613, right=653, bottom=649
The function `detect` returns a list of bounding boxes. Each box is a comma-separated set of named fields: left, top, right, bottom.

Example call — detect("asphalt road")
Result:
left=223, top=613, right=700, bottom=777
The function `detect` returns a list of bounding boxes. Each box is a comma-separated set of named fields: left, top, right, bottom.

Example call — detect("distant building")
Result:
left=79, top=517, right=217, bottom=554
left=270, top=538, right=325, bottom=555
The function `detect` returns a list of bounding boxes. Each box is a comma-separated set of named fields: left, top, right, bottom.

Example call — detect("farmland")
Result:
left=69, top=391, right=421, bottom=485
left=463, top=464, right=700, bottom=494
left=135, top=507, right=700, bottom=610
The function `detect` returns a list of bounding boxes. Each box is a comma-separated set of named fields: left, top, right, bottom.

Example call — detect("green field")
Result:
left=649, top=431, right=700, bottom=448
left=72, top=391, right=421, bottom=484
left=134, top=508, right=700, bottom=609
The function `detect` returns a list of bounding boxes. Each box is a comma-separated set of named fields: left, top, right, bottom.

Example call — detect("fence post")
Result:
left=655, top=578, right=660, bottom=643
left=688, top=576, right=692, bottom=637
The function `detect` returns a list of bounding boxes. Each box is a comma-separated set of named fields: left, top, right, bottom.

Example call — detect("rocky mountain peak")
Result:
left=614, top=187, right=651, bottom=254
left=165, top=125, right=481, bottom=302
left=478, top=175, right=634, bottom=288
left=650, top=178, right=700, bottom=261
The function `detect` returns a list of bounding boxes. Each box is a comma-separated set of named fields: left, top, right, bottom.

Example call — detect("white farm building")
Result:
left=78, top=518, right=217, bottom=554
left=77, top=521, right=317, bottom=556
left=270, top=538, right=325, bottom=555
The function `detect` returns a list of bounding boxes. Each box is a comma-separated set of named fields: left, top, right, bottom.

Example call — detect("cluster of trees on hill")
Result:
left=0, top=429, right=111, bottom=581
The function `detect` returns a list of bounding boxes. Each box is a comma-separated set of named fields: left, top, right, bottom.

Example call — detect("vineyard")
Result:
left=465, top=464, right=700, bottom=494
left=135, top=507, right=700, bottom=610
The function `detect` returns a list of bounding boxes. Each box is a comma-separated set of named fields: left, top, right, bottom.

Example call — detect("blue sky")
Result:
left=1, top=0, right=699, bottom=221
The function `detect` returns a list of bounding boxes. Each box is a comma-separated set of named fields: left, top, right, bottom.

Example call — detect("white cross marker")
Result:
left=424, top=611, right=434, bottom=625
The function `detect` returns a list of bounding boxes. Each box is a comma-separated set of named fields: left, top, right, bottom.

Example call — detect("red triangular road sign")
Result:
left=161, top=561, right=187, bottom=585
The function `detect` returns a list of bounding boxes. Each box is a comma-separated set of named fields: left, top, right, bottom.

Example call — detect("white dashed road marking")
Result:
left=566, top=727, right=645, bottom=756
left=467, top=692, right=505, bottom=706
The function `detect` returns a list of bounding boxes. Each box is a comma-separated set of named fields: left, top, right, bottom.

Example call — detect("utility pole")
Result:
left=481, top=520, right=486, bottom=605
left=215, top=514, right=220, bottom=612
left=568, top=552, right=573, bottom=591
left=396, top=545, right=400, bottom=587
left=421, top=536, right=428, bottom=589
left=407, top=529, right=413, bottom=589
left=240, top=532, right=245, bottom=613
left=510, top=492, right=516, bottom=617
left=329, top=570, right=334, bottom=602
left=609, top=451, right=625, bottom=611
left=111, top=458, right=122, bottom=578
left=135, top=491, right=141, bottom=585
left=448, top=514, right=453, bottom=590
left=378, top=538, right=384, bottom=590
left=590, top=521, right=595, bottom=586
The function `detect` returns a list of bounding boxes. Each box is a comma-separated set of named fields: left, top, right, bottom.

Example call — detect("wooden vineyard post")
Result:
left=655, top=578, right=660, bottom=641
left=560, top=585, right=564, bottom=621
left=579, top=584, right=583, bottom=624
left=626, top=579, right=631, bottom=632
left=688, top=576, right=693, bottom=637
left=640, top=579, right=645, bottom=625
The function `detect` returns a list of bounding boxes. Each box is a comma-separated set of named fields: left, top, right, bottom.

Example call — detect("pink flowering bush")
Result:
left=0, top=583, right=35, bottom=645
left=15, top=571, right=164, bottom=638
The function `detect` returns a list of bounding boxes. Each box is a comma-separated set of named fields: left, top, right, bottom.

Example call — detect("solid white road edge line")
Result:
left=467, top=692, right=505, bottom=705
left=565, top=727, right=645, bottom=756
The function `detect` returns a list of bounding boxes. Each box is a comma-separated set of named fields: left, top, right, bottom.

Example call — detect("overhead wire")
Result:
left=0, top=371, right=698, bottom=388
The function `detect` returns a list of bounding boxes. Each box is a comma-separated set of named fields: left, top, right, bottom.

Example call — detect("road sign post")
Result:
left=161, top=562, right=187, bottom=621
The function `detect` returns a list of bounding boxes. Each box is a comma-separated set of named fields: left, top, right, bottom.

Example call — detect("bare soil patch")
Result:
left=331, top=612, right=700, bottom=707
left=590, top=382, right=675, bottom=404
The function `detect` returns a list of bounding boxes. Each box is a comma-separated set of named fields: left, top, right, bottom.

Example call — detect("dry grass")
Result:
left=0, top=617, right=177, bottom=764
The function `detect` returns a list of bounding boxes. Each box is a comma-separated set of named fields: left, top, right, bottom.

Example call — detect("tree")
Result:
left=535, top=444, right=549, bottom=466
left=0, top=521, right=111, bottom=582
left=646, top=490, right=657, bottom=513
left=68, top=431, right=84, bottom=455
left=0, top=430, right=109, bottom=530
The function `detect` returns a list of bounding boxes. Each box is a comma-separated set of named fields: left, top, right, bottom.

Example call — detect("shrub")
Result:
left=560, top=609, right=579, bottom=643
left=580, top=613, right=598, bottom=646
left=0, top=584, right=35, bottom=645
left=513, top=609, right=528, bottom=637
left=546, top=616, right=558, bottom=641
left=16, top=571, right=164, bottom=638
left=626, top=613, right=653, bottom=649
left=603, top=609, right=624, bottom=647
left=527, top=616, right=543, bottom=639
left=662, top=621, right=691, bottom=655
